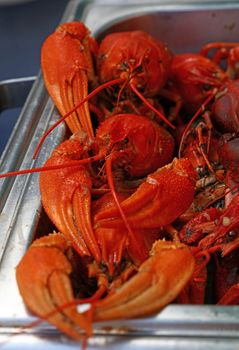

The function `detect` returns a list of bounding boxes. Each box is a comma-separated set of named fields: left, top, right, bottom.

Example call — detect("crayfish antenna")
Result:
left=130, top=83, right=175, bottom=129
left=178, top=92, right=216, bottom=159
left=200, top=42, right=239, bottom=57
left=33, top=78, right=125, bottom=159
left=14, top=276, right=106, bottom=344
left=104, top=154, right=149, bottom=263
left=0, top=154, right=103, bottom=179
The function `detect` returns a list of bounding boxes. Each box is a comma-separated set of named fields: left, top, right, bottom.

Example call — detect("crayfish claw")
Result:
left=93, top=240, right=195, bottom=321
left=39, top=133, right=101, bottom=262
left=41, top=21, right=95, bottom=138
left=16, top=233, right=92, bottom=340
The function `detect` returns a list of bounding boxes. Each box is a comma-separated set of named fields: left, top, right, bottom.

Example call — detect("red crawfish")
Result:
left=96, top=30, right=174, bottom=128
left=168, top=53, right=227, bottom=114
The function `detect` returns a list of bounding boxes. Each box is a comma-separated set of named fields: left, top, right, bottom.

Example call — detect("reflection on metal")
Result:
left=0, top=76, right=36, bottom=112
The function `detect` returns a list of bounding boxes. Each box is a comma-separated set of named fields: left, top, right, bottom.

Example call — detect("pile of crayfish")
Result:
left=2, top=21, right=239, bottom=341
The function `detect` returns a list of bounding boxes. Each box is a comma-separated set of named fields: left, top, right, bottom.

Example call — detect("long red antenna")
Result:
left=105, top=153, right=148, bottom=262
left=5, top=286, right=106, bottom=343
left=0, top=153, right=103, bottom=179
left=33, top=77, right=125, bottom=159
left=200, top=42, right=239, bottom=56
left=178, top=92, right=216, bottom=158
left=130, top=83, right=175, bottom=129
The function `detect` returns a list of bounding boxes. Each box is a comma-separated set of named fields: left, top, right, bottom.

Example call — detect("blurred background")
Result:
left=0, top=0, right=69, bottom=154
left=0, top=0, right=69, bottom=79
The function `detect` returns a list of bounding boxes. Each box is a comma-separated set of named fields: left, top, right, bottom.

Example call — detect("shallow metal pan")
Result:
left=1, top=0, right=239, bottom=349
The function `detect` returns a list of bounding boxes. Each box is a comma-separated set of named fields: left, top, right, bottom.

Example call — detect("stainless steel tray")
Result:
left=1, top=0, right=239, bottom=349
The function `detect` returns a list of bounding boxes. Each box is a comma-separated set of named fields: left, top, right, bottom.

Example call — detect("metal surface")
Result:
left=0, top=0, right=239, bottom=349
left=0, top=77, right=36, bottom=154
left=0, top=77, right=36, bottom=112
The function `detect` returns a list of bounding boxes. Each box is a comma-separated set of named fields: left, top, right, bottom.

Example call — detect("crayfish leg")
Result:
left=217, top=284, right=239, bottom=305
left=93, top=240, right=195, bottom=321
left=16, top=233, right=92, bottom=340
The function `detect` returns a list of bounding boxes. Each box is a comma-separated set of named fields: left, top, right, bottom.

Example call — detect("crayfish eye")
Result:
left=98, top=53, right=107, bottom=61
left=214, top=198, right=224, bottom=209
left=196, top=166, right=209, bottom=177
left=121, top=62, right=129, bottom=70
left=228, top=230, right=237, bottom=238
left=203, top=84, right=212, bottom=91
left=99, top=261, right=108, bottom=273
left=118, top=137, right=129, bottom=148
left=123, top=137, right=129, bottom=144
left=135, top=65, right=144, bottom=75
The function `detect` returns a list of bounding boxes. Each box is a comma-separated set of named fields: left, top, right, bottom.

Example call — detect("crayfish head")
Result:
left=212, top=79, right=239, bottom=134
left=96, top=113, right=175, bottom=178
left=218, top=133, right=239, bottom=182
left=97, top=30, right=173, bottom=97
left=169, top=53, right=227, bottom=113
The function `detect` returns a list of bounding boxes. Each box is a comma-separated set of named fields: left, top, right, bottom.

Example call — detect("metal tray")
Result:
left=1, top=0, right=239, bottom=349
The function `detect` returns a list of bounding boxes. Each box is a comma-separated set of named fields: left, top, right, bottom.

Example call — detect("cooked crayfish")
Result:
left=1, top=20, right=239, bottom=343
left=96, top=30, right=174, bottom=128
left=168, top=53, right=227, bottom=114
